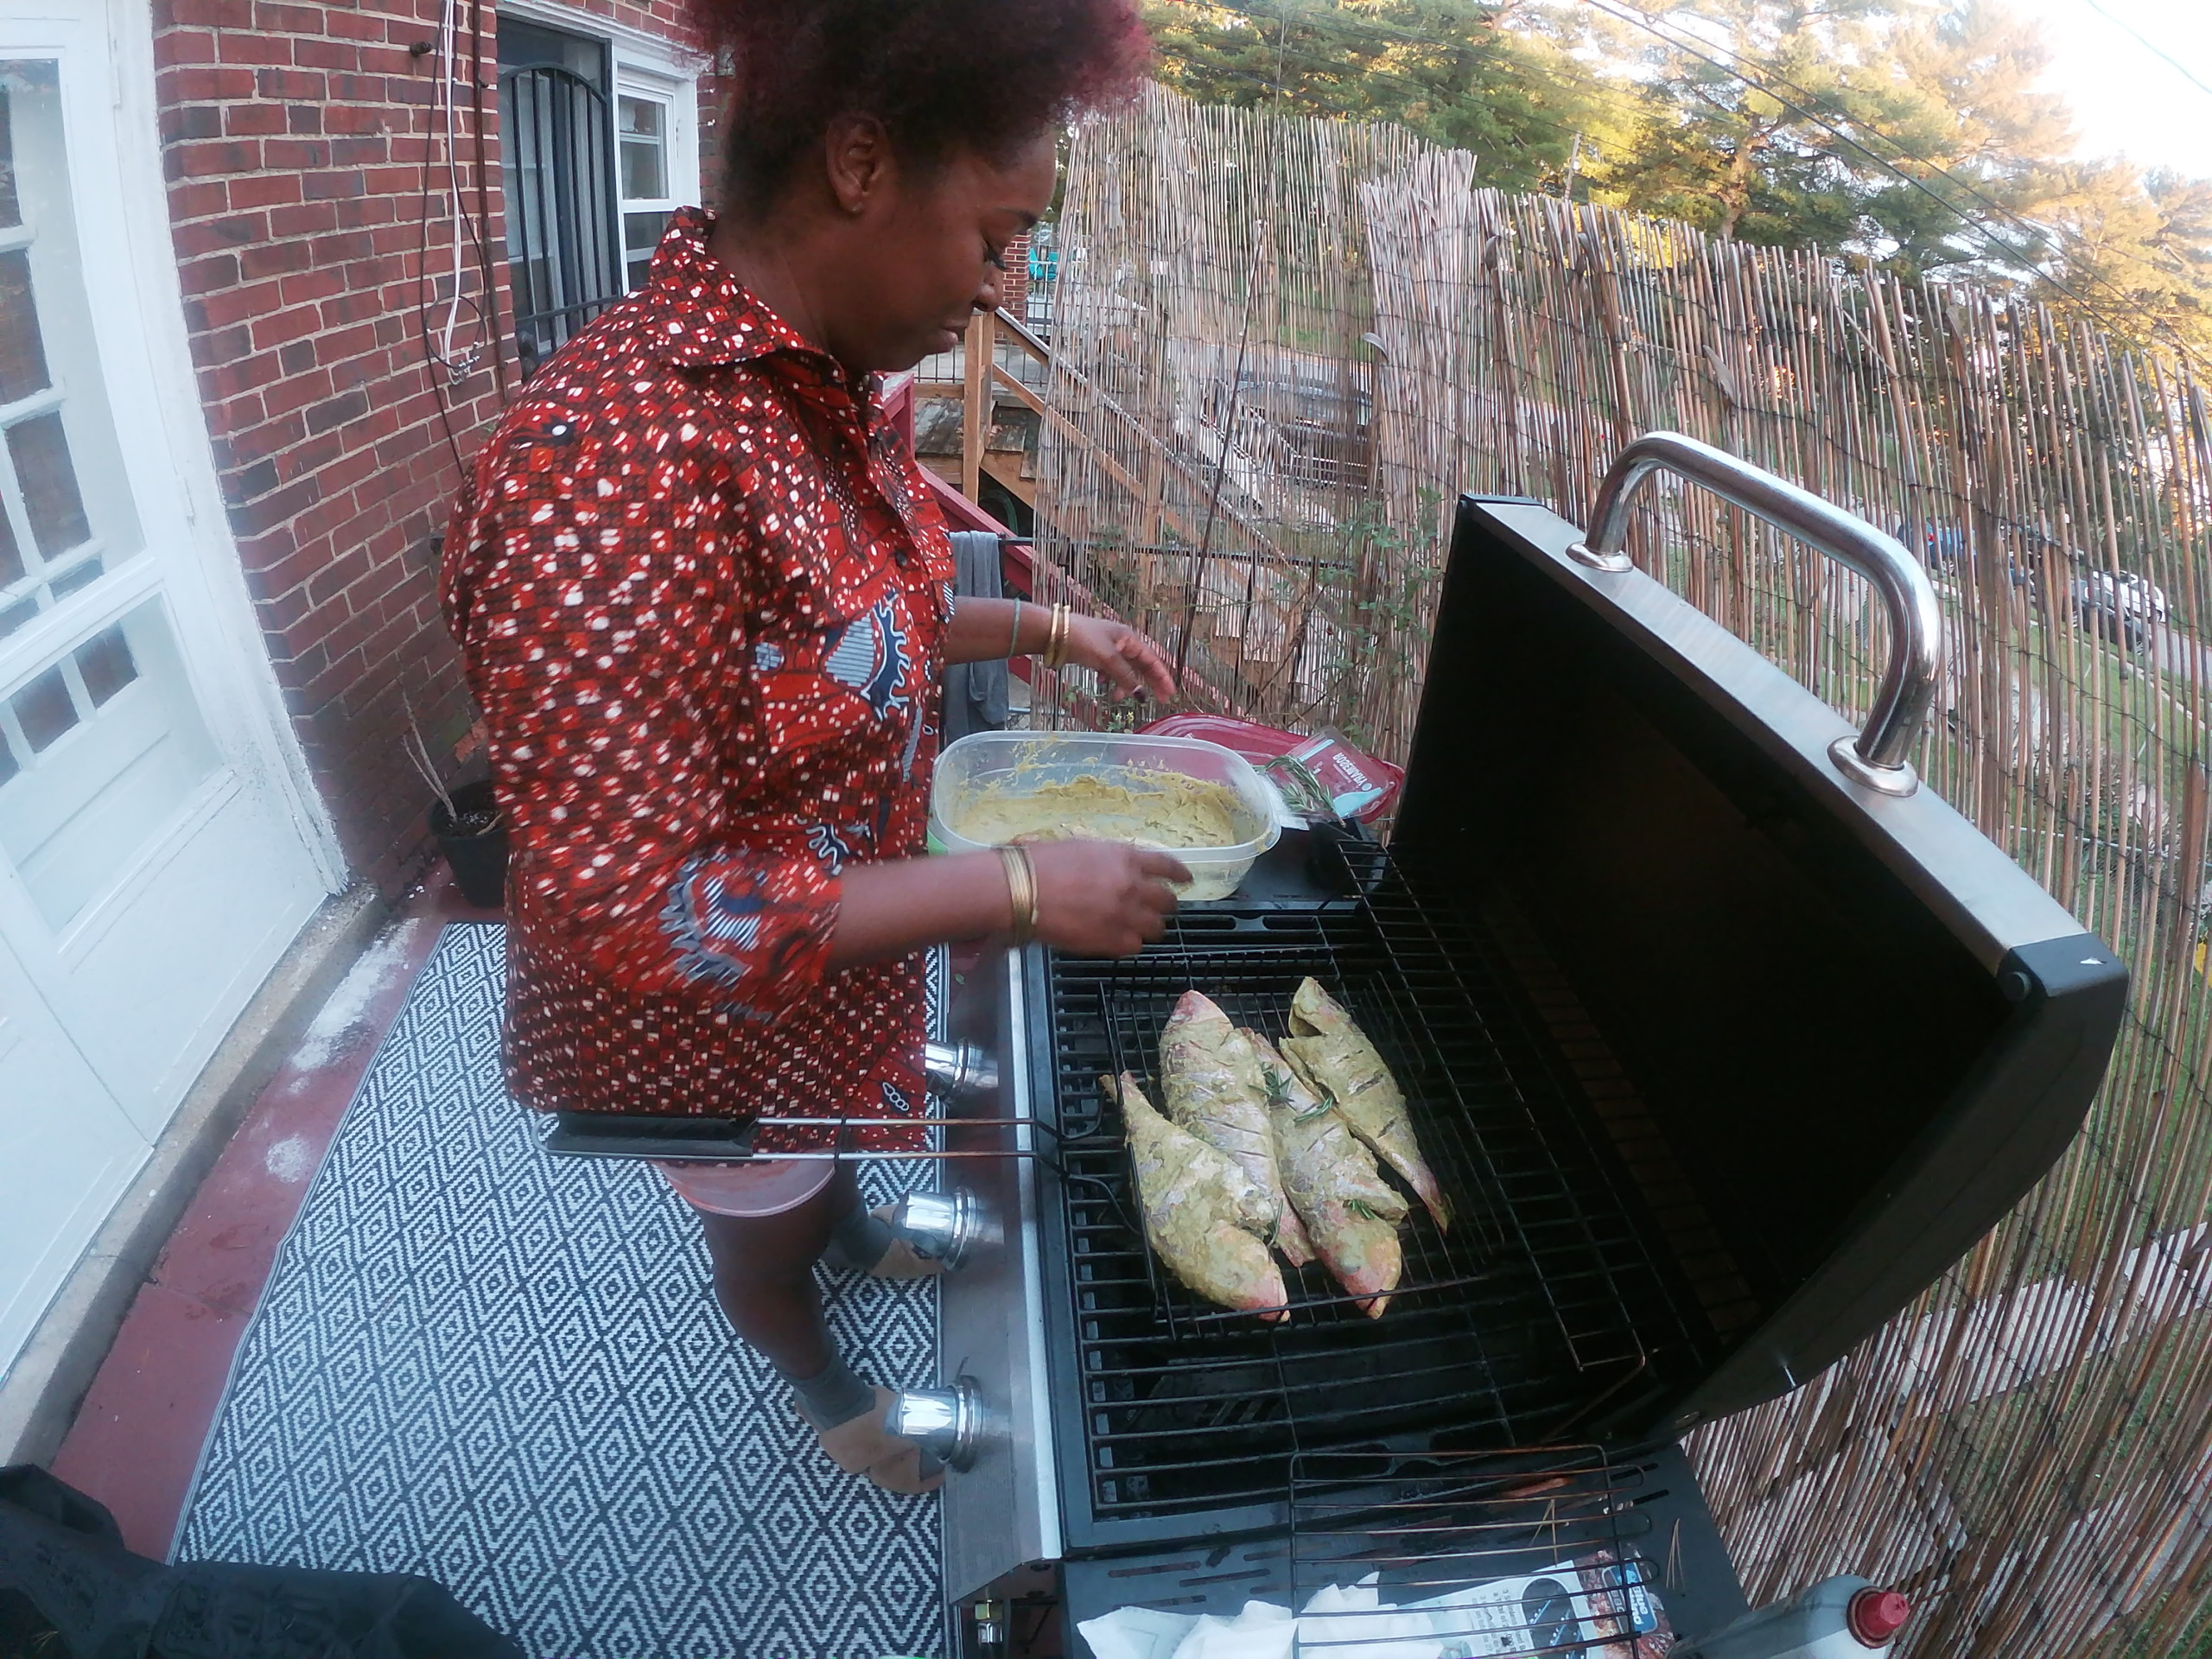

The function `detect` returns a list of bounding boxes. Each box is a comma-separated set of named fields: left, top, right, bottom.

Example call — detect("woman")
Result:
left=443, top=0, right=1168, bottom=1496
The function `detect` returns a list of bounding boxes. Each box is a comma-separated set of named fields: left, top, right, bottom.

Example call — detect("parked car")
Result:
left=2074, top=574, right=2152, bottom=654
left=2113, top=570, right=2170, bottom=621
left=1910, top=523, right=2038, bottom=598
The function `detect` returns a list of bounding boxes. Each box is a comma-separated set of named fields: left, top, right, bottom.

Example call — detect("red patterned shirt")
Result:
left=442, top=208, right=953, bottom=1150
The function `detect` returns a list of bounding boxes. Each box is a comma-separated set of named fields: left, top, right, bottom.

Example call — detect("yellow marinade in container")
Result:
left=931, top=732, right=1282, bottom=902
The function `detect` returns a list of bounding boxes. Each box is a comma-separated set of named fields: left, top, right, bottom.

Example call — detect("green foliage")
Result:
left=1141, top=0, right=2212, bottom=365
left=1141, top=0, right=1635, bottom=194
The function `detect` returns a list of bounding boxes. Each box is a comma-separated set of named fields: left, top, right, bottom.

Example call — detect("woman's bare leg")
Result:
left=696, top=1162, right=863, bottom=1376
left=695, top=1165, right=942, bottom=1490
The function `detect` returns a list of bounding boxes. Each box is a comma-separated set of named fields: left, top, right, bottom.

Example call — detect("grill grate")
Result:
left=1287, top=1446, right=1665, bottom=1656
left=1040, top=845, right=1705, bottom=1529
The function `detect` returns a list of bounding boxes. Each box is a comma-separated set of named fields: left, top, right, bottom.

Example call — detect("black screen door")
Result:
left=498, top=17, right=623, bottom=378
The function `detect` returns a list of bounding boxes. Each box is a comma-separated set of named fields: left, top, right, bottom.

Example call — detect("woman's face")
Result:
left=842, top=130, right=1058, bottom=372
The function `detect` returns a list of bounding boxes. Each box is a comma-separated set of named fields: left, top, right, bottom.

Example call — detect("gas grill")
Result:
left=921, top=434, right=2129, bottom=1656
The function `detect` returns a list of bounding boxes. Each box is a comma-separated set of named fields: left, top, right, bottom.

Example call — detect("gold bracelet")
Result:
left=998, top=844, right=1039, bottom=945
left=1044, top=601, right=1071, bottom=669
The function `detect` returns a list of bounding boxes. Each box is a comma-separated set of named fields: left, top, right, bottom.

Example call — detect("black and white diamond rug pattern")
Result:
left=175, top=924, right=948, bottom=1658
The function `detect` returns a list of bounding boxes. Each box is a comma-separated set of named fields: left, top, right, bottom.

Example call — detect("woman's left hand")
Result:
left=1061, top=613, right=1179, bottom=701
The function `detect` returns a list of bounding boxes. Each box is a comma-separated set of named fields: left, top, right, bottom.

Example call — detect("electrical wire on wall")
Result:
left=414, top=0, right=508, bottom=480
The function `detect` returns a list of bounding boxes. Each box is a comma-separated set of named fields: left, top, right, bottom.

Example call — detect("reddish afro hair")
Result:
left=691, top=0, right=1153, bottom=217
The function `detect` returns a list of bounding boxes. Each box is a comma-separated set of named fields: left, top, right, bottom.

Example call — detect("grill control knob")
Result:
left=888, top=1378, right=983, bottom=1471
left=923, top=1041, right=1000, bottom=1099
left=890, top=1190, right=995, bottom=1268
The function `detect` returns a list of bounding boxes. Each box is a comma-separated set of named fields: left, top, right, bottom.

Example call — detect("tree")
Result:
left=2037, top=164, right=2212, bottom=361
left=1141, top=0, right=1639, bottom=194
left=1565, top=0, right=2210, bottom=360
left=1592, top=0, right=1896, bottom=245
left=1857, top=0, right=2079, bottom=281
left=1139, top=0, right=2212, bottom=365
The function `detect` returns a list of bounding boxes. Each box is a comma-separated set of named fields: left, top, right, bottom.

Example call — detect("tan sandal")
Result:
left=860, top=1203, right=945, bottom=1280
left=807, top=1385, right=944, bottom=1494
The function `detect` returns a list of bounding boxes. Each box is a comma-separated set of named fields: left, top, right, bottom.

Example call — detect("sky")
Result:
left=2005, top=0, right=2212, bottom=176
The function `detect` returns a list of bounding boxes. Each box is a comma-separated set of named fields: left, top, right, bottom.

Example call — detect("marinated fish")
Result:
left=1284, top=978, right=1452, bottom=1231
left=1246, top=1030, right=1407, bottom=1317
left=1109, top=1073, right=1289, bottom=1322
left=1160, top=990, right=1316, bottom=1267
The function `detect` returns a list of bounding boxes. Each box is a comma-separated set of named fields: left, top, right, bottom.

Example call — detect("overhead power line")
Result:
left=1574, top=0, right=2210, bottom=371
left=1158, top=0, right=2207, bottom=371
left=2070, top=0, right=2212, bottom=107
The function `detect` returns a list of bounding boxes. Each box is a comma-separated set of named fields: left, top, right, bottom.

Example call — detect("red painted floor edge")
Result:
left=48, top=868, right=502, bottom=1560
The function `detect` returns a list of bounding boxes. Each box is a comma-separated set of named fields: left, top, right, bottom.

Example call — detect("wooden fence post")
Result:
left=962, top=308, right=995, bottom=504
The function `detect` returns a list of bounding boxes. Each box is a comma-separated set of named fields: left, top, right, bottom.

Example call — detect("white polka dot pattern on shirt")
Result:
left=442, top=207, right=954, bottom=1152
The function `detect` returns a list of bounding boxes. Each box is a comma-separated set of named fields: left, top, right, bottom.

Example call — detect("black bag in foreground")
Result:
left=0, top=1465, right=523, bottom=1659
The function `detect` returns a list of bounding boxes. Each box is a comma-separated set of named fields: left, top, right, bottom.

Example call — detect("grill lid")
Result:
left=1394, top=448, right=2126, bottom=1427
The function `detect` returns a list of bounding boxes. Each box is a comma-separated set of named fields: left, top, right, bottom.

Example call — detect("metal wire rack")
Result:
left=1287, top=1446, right=1669, bottom=1657
left=1039, top=843, right=1708, bottom=1527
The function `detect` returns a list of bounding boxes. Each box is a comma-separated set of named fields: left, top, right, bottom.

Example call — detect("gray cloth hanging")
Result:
left=941, top=530, right=1011, bottom=745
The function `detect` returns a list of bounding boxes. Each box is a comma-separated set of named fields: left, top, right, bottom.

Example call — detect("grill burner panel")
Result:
left=1037, top=849, right=1707, bottom=1544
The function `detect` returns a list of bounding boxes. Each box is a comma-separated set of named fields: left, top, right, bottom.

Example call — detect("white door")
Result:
left=0, top=6, right=338, bottom=1369
left=0, top=931, right=141, bottom=1353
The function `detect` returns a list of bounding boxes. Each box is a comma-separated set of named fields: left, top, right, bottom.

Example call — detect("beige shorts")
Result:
left=655, top=1156, right=838, bottom=1218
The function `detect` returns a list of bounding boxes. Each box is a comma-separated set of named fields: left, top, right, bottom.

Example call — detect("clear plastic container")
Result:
left=931, top=731, right=1282, bottom=902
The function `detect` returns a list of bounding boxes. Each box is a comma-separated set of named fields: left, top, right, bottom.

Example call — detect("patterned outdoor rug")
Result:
left=175, top=923, right=947, bottom=1659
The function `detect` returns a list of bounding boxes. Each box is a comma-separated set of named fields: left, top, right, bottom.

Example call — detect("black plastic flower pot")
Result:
left=429, top=779, right=508, bottom=908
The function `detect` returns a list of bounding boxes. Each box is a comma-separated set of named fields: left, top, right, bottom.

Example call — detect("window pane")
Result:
left=0, top=83, right=19, bottom=232
left=624, top=210, right=667, bottom=291
left=0, top=601, right=220, bottom=926
left=12, top=663, right=76, bottom=751
left=73, top=622, right=134, bottom=705
left=8, top=411, right=88, bottom=558
left=0, top=594, right=32, bottom=638
left=0, top=731, right=16, bottom=786
left=0, top=499, right=20, bottom=588
left=620, top=137, right=664, bottom=202
left=618, top=98, right=665, bottom=200
left=48, top=552, right=99, bottom=598
left=624, top=209, right=666, bottom=256
left=0, top=60, right=141, bottom=580
left=0, top=251, right=49, bottom=403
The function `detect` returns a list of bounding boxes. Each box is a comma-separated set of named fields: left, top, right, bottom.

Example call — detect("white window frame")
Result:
left=613, top=67, right=689, bottom=292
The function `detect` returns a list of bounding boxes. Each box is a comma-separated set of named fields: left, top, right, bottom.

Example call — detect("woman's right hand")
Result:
left=1023, top=840, right=1189, bottom=957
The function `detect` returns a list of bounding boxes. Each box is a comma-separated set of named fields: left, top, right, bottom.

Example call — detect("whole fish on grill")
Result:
left=1283, top=977, right=1452, bottom=1231
left=1245, top=1030, right=1406, bottom=1317
left=1107, top=1073, right=1290, bottom=1323
left=1160, top=990, right=1316, bottom=1268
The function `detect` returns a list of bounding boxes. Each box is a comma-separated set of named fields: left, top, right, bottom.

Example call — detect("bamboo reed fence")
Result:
left=1031, top=84, right=2212, bottom=1657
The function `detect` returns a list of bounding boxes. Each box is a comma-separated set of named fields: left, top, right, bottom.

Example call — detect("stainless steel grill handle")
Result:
left=1566, top=430, right=1944, bottom=797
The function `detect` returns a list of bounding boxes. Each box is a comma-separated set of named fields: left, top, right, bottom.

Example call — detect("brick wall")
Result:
left=150, top=0, right=712, bottom=893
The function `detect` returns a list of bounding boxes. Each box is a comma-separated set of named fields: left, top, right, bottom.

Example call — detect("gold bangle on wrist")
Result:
left=1044, top=602, right=1071, bottom=670
left=998, top=844, right=1039, bottom=946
